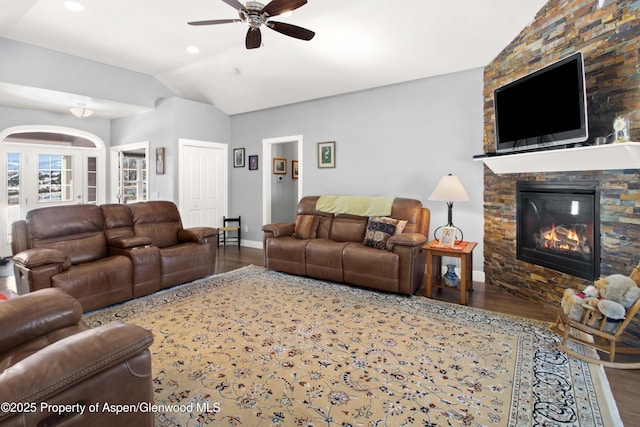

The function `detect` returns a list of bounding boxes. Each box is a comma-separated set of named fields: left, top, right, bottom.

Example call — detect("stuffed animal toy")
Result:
left=597, top=299, right=626, bottom=320
left=594, top=274, right=640, bottom=309
left=597, top=299, right=627, bottom=332
left=583, top=284, right=599, bottom=298
left=581, top=297, right=603, bottom=327
left=561, top=288, right=599, bottom=321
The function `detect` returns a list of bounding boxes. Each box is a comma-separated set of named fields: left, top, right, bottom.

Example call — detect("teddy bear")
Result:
left=594, top=274, right=640, bottom=309
left=584, top=273, right=640, bottom=332
left=561, top=287, right=599, bottom=322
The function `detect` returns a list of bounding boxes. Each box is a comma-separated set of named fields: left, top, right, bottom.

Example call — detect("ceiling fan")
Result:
left=188, top=0, right=315, bottom=49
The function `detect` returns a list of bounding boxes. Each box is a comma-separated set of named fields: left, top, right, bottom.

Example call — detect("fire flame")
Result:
left=541, top=224, right=581, bottom=251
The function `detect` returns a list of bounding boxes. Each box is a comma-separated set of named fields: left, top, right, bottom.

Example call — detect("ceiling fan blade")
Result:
left=246, top=28, right=262, bottom=49
left=267, top=21, right=315, bottom=41
left=188, top=19, right=242, bottom=25
left=222, top=0, right=248, bottom=13
left=262, top=0, right=307, bottom=16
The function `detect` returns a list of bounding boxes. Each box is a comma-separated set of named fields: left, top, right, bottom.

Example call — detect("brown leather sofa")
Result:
left=0, top=288, right=154, bottom=427
left=262, top=196, right=429, bottom=295
left=11, top=201, right=218, bottom=312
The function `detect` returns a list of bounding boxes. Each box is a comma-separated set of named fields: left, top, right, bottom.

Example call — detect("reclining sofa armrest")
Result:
left=12, top=249, right=72, bottom=294
left=178, top=227, right=218, bottom=244
left=13, top=248, right=70, bottom=270
left=108, top=236, right=153, bottom=250
left=387, top=233, right=428, bottom=250
left=262, top=223, right=295, bottom=238
left=0, top=288, right=82, bottom=354
left=0, top=322, right=154, bottom=409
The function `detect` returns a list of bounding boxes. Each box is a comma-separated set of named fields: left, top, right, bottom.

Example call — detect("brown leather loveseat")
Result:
left=0, top=288, right=154, bottom=427
left=11, top=201, right=218, bottom=312
left=262, top=196, right=429, bottom=295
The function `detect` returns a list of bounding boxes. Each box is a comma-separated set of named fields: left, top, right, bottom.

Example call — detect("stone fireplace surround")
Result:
left=480, top=0, right=640, bottom=325
left=482, top=168, right=639, bottom=307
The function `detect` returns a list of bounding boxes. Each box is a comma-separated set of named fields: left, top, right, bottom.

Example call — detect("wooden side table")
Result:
left=425, top=240, right=477, bottom=305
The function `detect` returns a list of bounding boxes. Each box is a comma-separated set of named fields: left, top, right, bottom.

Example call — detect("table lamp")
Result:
left=428, top=174, right=470, bottom=242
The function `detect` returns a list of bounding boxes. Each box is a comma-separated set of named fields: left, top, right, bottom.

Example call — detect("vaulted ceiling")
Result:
left=0, top=0, right=546, bottom=116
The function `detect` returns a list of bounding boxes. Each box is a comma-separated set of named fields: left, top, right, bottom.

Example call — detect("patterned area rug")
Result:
left=84, top=265, right=620, bottom=426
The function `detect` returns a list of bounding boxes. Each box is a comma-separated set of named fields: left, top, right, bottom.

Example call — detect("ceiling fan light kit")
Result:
left=188, top=0, right=315, bottom=49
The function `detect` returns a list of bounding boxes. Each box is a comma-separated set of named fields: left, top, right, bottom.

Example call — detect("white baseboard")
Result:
left=238, top=240, right=262, bottom=249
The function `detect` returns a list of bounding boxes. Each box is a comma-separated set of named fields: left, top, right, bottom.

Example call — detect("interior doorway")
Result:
left=262, top=135, right=303, bottom=225
left=110, top=141, right=149, bottom=204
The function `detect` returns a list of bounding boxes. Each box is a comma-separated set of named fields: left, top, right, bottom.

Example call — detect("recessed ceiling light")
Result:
left=186, top=46, right=200, bottom=54
left=64, top=1, right=85, bottom=12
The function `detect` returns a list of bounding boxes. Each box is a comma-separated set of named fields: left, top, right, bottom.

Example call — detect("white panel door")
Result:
left=179, top=141, right=227, bottom=228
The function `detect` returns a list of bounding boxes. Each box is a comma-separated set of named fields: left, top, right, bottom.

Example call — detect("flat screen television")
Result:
left=494, top=52, right=588, bottom=153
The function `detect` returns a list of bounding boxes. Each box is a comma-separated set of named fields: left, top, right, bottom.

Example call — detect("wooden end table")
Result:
left=425, top=240, right=477, bottom=305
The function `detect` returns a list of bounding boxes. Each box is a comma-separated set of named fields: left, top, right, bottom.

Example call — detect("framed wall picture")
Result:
left=292, top=160, right=298, bottom=179
left=156, top=147, right=165, bottom=175
left=233, top=148, right=245, bottom=168
left=439, top=226, right=456, bottom=247
left=318, top=141, right=335, bottom=168
left=273, top=157, right=286, bottom=174
left=249, top=155, right=258, bottom=170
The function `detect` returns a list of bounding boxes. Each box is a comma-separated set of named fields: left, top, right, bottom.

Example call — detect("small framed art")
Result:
left=273, top=157, right=286, bottom=174
left=292, top=160, right=298, bottom=179
left=249, top=155, right=258, bottom=170
left=318, top=141, right=336, bottom=168
left=318, top=141, right=335, bottom=168
left=233, top=148, right=245, bottom=168
left=156, top=147, right=165, bottom=175
left=438, top=226, right=456, bottom=247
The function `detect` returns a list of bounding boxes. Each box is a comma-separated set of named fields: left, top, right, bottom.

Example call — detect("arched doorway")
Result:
left=1, top=125, right=106, bottom=257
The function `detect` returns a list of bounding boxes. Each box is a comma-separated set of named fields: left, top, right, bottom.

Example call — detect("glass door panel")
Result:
left=38, top=154, right=73, bottom=202
left=6, top=152, right=21, bottom=246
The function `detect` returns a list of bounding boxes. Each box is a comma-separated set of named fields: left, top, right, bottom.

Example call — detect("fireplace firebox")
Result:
left=517, top=181, right=600, bottom=280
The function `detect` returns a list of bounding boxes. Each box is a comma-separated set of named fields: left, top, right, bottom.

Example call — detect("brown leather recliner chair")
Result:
left=11, top=204, right=134, bottom=312
left=125, top=201, right=218, bottom=289
left=0, top=288, right=154, bottom=427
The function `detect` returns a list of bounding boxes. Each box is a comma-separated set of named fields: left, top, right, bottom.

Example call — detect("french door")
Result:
left=3, top=145, right=101, bottom=256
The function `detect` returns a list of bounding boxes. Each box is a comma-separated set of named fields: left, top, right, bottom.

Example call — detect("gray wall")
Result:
left=230, top=68, right=485, bottom=272
left=0, top=106, right=111, bottom=144
left=0, top=37, right=485, bottom=274
left=111, top=97, right=230, bottom=202
left=0, top=38, right=172, bottom=108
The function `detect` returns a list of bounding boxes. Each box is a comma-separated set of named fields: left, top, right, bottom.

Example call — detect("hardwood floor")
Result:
left=3, top=246, right=638, bottom=425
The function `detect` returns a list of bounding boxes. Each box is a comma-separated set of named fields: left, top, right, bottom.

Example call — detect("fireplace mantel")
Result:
left=474, top=142, right=640, bottom=174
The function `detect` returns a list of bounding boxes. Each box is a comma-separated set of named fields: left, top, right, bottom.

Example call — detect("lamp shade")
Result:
left=428, top=174, right=470, bottom=202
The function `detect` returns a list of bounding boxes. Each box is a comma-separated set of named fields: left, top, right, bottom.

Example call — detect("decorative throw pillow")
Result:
left=363, top=216, right=400, bottom=250
left=293, top=215, right=319, bottom=239
left=394, top=219, right=408, bottom=235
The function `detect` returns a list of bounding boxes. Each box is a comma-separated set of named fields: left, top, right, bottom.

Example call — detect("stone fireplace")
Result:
left=480, top=0, right=640, bottom=323
left=516, top=181, right=600, bottom=281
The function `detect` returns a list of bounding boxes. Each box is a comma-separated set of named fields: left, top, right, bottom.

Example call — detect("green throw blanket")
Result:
left=316, top=195, right=395, bottom=216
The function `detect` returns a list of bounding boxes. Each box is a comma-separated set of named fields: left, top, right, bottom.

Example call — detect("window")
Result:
left=121, top=154, right=147, bottom=203
left=38, top=154, right=72, bottom=202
